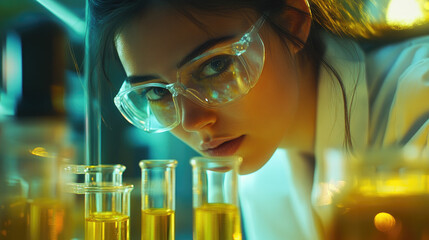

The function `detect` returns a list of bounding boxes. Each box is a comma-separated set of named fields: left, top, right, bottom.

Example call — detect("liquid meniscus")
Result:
left=85, top=212, right=129, bottom=240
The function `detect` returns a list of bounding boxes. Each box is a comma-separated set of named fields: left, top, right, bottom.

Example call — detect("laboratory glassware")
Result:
left=0, top=178, right=28, bottom=240
left=66, top=164, right=134, bottom=240
left=313, top=147, right=429, bottom=239
left=139, top=159, right=177, bottom=240
left=190, top=156, right=242, bottom=240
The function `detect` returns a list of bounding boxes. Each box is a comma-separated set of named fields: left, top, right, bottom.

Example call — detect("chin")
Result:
left=238, top=159, right=265, bottom=175
left=238, top=149, right=275, bottom=175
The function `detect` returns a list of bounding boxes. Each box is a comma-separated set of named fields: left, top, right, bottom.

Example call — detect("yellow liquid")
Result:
left=328, top=194, right=429, bottom=240
left=85, top=212, right=130, bottom=240
left=141, top=208, right=174, bottom=240
left=0, top=198, right=27, bottom=240
left=194, top=203, right=241, bottom=240
left=29, top=198, right=70, bottom=240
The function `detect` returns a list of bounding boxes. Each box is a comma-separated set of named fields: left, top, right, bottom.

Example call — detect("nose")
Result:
left=179, top=96, right=217, bottom=132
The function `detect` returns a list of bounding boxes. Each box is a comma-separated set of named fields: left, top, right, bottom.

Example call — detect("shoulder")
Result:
left=365, top=35, right=429, bottom=87
left=365, top=35, right=429, bottom=148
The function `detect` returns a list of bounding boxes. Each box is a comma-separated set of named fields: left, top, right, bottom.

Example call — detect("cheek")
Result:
left=241, top=53, right=300, bottom=127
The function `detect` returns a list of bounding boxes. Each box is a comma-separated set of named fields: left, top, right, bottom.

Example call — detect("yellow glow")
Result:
left=358, top=173, right=429, bottom=196
left=386, top=0, right=425, bottom=27
left=233, top=232, right=242, bottom=240
left=30, top=147, right=50, bottom=158
left=374, top=212, right=396, bottom=232
left=315, top=181, right=346, bottom=206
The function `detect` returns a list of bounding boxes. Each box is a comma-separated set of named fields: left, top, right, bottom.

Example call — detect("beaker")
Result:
left=190, top=156, right=242, bottom=240
left=139, top=159, right=177, bottom=240
left=0, top=178, right=28, bottom=240
left=65, top=164, right=134, bottom=240
left=25, top=146, right=75, bottom=240
left=312, top=147, right=429, bottom=240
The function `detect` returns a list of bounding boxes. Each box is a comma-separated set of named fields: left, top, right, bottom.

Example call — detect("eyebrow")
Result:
left=126, top=75, right=159, bottom=84
left=126, top=35, right=236, bottom=85
left=176, top=35, right=235, bottom=68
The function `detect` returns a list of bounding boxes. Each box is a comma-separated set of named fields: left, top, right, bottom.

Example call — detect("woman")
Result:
left=89, top=0, right=429, bottom=238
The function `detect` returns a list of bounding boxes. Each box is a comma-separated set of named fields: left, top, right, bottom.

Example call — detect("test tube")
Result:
left=65, top=164, right=134, bottom=240
left=190, top=156, right=242, bottom=240
left=139, top=160, right=177, bottom=240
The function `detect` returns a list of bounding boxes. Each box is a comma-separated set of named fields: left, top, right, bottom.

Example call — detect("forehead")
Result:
left=115, top=6, right=253, bottom=78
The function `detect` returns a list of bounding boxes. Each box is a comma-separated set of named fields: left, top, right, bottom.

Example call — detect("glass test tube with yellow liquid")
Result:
left=65, top=164, right=134, bottom=240
left=190, top=156, right=242, bottom=240
left=139, top=160, right=177, bottom=240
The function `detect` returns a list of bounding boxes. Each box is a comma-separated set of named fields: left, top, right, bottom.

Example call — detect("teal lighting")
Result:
left=35, top=0, right=85, bottom=37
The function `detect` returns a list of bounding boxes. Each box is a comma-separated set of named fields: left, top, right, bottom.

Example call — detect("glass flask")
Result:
left=139, top=160, right=178, bottom=240
left=312, top=147, right=429, bottom=240
left=65, top=164, right=134, bottom=240
left=190, top=156, right=242, bottom=240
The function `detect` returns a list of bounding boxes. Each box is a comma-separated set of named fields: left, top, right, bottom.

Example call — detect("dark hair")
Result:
left=87, top=0, right=354, bottom=151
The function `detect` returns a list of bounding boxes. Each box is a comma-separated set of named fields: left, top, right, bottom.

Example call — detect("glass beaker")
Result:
left=65, top=164, right=134, bottom=240
left=190, top=156, right=242, bottom=240
left=139, top=159, right=177, bottom=240
left=0, top=178, right=28, bottom=240
left=26, top=147, right=74, bottom=240
left=312, top=147, right=429, bottom=240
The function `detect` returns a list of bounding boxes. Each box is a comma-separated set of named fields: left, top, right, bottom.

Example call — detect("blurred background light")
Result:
left=310, top=0, right=429, bottom=39
left=35, top=0, right=85, bottom=38
left=386, top=0, right=425, bottom=27
left=1, top=32, right=22, bottom=116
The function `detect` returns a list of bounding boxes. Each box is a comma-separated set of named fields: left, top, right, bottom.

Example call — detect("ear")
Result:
left=274, top=0, right=312, bottom=52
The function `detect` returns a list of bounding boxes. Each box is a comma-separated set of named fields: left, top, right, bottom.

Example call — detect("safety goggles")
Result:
left=114, top=16, right=266, bottom=133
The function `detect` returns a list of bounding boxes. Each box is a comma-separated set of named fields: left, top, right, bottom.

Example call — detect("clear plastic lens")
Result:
left=179, top=52, right=250, bottom=105
left=114, top=18, right=265, bottom=133
left=116, top=84, right=180, bottom=132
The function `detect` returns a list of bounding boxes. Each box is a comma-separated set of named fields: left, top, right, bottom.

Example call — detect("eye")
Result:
left=143, top=87, right=170, bottom=101
left=197, top=55, right=233, bottom=79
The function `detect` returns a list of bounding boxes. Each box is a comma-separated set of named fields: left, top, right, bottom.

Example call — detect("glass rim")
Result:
left=83, top=183, right=134, bottom=192
left=139, top=159, right=178, bottom=168
left=64, top=164, right=126, bottom=174
left=190, top=155, right=243, bottom=167
left=66, top=183, right=134, bottom=194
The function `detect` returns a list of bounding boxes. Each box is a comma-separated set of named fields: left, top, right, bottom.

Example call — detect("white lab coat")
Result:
left=239, top=33, right=429, bottom=240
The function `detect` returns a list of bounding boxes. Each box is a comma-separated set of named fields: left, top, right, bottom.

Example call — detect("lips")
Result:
left=201, top=135, right=245, bottom=157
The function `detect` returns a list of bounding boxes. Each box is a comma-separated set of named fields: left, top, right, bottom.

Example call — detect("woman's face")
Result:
left=116, top=6, right=301, bottom=174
